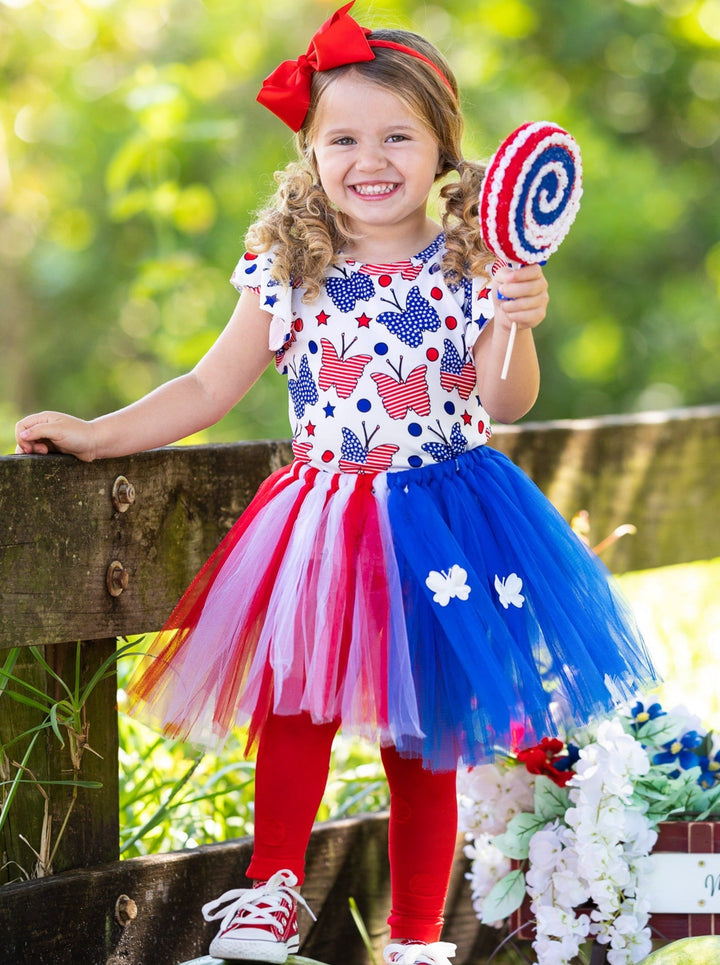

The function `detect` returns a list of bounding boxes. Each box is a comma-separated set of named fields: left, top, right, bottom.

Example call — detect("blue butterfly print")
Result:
left=288, top=355, right=318, bottom=419
left=326, top=271, right=375, bottom=312
left=338, top=426, right=398, bottom=473
left=340, top=426, right=369, bottom=463
left=441, top=338, right=464, bottom=374
left=377, top=286, right=441, bottom=348
left=421, top=422, right=468, bottom=463
left=461, top=275, right=473, bottom=312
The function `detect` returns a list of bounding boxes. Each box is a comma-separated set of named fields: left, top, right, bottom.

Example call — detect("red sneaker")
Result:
left=383, top=940, right=457, bottom=965
left=202, top=869, right=314, bottom=963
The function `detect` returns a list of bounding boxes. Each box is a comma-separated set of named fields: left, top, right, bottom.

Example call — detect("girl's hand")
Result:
left=492, top=263, right=549, bottom=334
left=474, top=263, right=548, bottom=423
left=15, top=412, right=97, bottom=462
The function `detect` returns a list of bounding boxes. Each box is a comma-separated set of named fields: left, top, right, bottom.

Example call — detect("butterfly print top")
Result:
left=231, top=234, right=494, bottom=474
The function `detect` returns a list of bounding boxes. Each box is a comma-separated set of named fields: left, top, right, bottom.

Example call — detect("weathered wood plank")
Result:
left=2, top=406, right=719, bottom=647
left=0, top=441, right=292, bottom=648
left=488, top=404, right=720, bottom=572
left=0, top=814, right=498, bottom=965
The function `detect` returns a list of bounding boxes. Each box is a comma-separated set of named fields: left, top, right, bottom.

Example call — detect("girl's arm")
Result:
left=15, top=289, right=275, bottom=462
left=473, top=264, right=548, bottom=424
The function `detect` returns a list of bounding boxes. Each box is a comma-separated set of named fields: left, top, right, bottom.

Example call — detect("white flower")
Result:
left=525, top=863, right=553, bottom=896
left=425, top=564, right=471, bottom=606
left=461, top=699, right=693, bottom=965
left=457, top=764, right=534, bottom=836
left=551, top=868, right=588, bottom=908
left=494, top=572, right=525, bottom=609
left=463, top=834, right=511, bottom=927
left=528, top=825, right=564, bottom=872
left=533, top=934, right=585, bottom=965
left=533, top=939, right=567, bottom=965
left=621, top=811, right=658, bottom=858
left=535, top=905, right=589, bottom=942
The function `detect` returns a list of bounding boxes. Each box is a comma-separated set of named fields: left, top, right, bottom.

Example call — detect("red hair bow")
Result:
left=257, top=2, right=374, bottom=132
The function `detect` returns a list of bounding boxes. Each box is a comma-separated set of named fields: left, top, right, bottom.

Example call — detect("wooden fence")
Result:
left=1, top=404, right=719, bottom=965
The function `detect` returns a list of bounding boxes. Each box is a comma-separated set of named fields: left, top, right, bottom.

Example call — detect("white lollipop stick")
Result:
left=497, top=259, right=521, bottom=381
left=501, top=322, right=517, bottom=381
left=498, top=259, right=543, bottom=380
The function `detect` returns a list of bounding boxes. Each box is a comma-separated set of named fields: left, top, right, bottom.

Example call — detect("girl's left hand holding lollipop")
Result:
left=493, top=262, right=549, bottom=332
left=476, top=262, right=549, bottom=421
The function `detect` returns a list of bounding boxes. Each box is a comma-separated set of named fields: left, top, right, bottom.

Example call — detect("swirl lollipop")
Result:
left=479, top=121, right=583, bottom=379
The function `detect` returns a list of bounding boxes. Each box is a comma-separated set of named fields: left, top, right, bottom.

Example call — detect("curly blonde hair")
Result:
left=245, top=28, right=491, bottom=301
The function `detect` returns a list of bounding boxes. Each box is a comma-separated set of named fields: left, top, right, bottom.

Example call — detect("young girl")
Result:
left=15, top=4, right=658, bottom=964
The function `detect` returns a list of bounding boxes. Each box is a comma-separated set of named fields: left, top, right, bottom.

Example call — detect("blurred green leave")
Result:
left=2, top=0, right=720, bottom=454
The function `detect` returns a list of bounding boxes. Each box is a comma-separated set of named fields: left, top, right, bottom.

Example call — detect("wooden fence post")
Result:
left=0, top=639, right=119, bottom=886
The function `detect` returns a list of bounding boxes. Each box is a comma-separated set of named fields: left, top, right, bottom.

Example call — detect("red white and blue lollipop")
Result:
left=479, top=121, right=583, bottom=379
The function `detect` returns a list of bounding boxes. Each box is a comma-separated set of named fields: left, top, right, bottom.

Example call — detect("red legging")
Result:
left=246, top=713, right=458, bottom=943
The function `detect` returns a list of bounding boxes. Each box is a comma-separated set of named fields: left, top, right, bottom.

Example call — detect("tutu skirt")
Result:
left=127, top=447, right=659, bottom=771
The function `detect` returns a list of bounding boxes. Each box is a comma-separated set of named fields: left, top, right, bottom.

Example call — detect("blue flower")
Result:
left=697, top=750, right=720, bottom=789
left=553, top=743, right=581, bottom=773
left=630, top=701, right=666, bottom=730
left=653, top=730, right=703, bottom=776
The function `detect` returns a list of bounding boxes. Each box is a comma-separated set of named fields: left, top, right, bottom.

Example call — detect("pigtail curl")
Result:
left=439, top=159, right=493, bottom=286
left=245, top=162, right=357, bottom=302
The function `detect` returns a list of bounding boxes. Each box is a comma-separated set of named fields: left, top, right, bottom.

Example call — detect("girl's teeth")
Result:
left=354, top=184, right=395, bottom=196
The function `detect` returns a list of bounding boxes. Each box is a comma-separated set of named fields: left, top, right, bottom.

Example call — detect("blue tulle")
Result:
left=385, top=446, right=659, bottom=770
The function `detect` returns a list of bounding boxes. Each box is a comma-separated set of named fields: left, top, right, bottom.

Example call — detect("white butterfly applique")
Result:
left=494, top=573, right=525, bottom=609
left=425, top=565, right=471, bottom=607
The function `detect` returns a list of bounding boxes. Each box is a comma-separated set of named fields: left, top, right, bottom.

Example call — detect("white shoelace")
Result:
left=201, top=868, right=316, bottom=932
left=384, top=941, right=457, bottom=965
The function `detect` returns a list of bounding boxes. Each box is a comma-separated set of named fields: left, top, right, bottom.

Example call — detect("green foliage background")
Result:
left=2, top=0, right=719, bottom=452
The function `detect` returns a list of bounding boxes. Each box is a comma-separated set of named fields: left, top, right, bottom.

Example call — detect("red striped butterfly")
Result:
left=440, top=339, right=476, bottom=401
left=291, top=440, right=313, bottom=462
left=371, top=360, right=431, bottom=420
left=338, top=425, right=399, bottom=474
left=318, top=337, right=373, bottom=399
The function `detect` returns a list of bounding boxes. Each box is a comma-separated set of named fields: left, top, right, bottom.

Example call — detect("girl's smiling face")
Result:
left=310, top=72, right=442, bottom=255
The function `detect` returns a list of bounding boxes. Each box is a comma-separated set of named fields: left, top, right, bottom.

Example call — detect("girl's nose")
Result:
left=355, top=143, right=386, bottom=172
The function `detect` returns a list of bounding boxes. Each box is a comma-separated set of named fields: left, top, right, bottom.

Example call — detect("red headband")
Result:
left=257, top=1, right=453, bottom=132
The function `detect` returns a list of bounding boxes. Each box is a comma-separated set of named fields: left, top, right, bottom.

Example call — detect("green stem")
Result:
left=0, top=730, right=42, bottom=836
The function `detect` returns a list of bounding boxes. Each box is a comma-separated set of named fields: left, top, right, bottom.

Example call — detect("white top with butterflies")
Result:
left=231, top=233, right=494, bottom=474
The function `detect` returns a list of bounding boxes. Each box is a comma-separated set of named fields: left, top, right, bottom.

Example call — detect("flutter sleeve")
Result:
left=462, top=271, right=495, bottom=350
left=230, top=250, right=295, bottom=353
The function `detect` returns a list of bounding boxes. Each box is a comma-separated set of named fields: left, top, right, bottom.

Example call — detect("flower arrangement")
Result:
left=458, top=701, right=720, bottom=965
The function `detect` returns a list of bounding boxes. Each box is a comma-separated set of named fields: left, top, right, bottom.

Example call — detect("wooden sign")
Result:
left=646, top=852, right=720, bottom=914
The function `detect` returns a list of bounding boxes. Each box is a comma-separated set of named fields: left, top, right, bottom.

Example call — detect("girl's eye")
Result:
left=333, top=136, right=355, bottom=146
left=387, top=134, right=408, bottom=143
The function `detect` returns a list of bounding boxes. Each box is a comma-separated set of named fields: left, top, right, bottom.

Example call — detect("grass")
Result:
left=617, top=557, right=720, bottom=722
left=116, top=557, right=720, bottom=859
left=117, top=681, right=389, bottom=858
